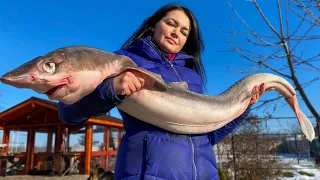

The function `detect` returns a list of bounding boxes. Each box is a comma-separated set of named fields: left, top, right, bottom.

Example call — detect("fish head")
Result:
left=1, top=47, right=111, bottom=104
left=1, top=54, right=67, bottom=93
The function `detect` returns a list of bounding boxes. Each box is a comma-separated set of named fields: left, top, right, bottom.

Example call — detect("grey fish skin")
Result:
left=1, top=46, right=134, bottom=104
left=0, top=46, right=315, bottom=141
left=118, top=73, right=296, bottom=133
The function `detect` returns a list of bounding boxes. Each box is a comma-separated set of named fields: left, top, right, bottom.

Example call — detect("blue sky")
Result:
left=0, top=0, right=319, bottom=133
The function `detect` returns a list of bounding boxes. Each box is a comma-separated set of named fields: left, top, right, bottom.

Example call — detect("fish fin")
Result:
left=147, top=71, right=166, bottom=84
left=285, top=95, right=315, bottom=141
left=298, top=110, right=315, bottom=142
left=117, top=55, right=168, bottom=91
left=168, top=82, right=189, bottom=90
left=119, top=67, right=168, bottom=92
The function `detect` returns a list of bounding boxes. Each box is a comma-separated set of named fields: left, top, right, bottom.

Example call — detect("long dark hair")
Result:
left=121, top=3, right=206, bottom=89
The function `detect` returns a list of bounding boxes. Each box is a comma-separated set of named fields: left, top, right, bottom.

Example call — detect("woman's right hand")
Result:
left=113, top=71, right=146, bottom=96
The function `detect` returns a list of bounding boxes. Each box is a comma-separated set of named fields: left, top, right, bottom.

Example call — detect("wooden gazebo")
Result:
left=0, top=96, right=124, bottom=175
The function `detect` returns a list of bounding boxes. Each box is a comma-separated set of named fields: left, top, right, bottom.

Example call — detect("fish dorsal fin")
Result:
left=168, top=82, right=189, bottom=90
left=123, top=67, right=168, bottom=92
left=149, top=72, right=165, bottom=84
left=118, top=56, right=168, bottom=92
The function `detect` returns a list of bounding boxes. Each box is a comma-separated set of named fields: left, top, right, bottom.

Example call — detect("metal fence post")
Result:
left=231, top=133, right=237, bottom=180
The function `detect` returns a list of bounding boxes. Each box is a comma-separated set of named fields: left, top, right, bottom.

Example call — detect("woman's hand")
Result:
left=113, top=71, right=145, bottom=96
left=249, top=83, right=275, bottom=105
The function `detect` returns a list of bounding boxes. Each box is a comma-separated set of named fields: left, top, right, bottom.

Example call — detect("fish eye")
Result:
left=43, top=62, right=55, bottom=73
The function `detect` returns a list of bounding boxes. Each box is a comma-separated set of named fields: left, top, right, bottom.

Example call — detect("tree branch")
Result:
left=277, top=0, right=285, bottom=37
left=287, top=11, right=307, bottom=40
left=290, top=20, right=317, bottom=52
left=300, top=77, right=320, bottom=88
left=260, top=62, right=293, bottom=78
left=294, top=0, right=320, bottom=24
left=225, top=0, right=281, bottom=46
left=287, top=3, right=320, bottom=27
left=236, top=29, right=282, bottom=47
left=253, top=0, right=283, bottom=39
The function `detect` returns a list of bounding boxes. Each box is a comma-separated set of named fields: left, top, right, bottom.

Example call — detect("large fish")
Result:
left=0, top=46, right=315, bottom=141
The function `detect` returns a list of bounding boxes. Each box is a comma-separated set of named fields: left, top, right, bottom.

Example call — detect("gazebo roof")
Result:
left=0, top=96, right=123, bottom=128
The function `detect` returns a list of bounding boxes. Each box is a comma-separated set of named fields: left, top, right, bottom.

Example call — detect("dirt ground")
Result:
left=1, top=175, right=89, bottom=180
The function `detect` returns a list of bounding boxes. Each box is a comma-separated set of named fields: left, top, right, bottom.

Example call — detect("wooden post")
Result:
left=2, top=129, right=10, bottom=153
left=44, top=108, right=48, bottom=124
left=85, top=123, right=93, bottom=175
left=47, top=132, right=53, bottom=153
left=104, top=127, right=110, bottom=170
left=56, top=125, right=61, bottom=152
left=25, top=128, right=35, bottom=175
left=64, top=127, right=69, bottom=153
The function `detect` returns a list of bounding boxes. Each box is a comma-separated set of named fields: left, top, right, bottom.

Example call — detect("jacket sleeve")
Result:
left=208, top=105, right=252, bottom=145
left=58, top=50, right=127, bottom=125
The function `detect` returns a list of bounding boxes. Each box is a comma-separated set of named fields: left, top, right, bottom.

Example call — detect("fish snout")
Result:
left=0, top=72, right=15, bottom=84
left=0, top=73, right=46, bottom=91
left=0, top=75, right=9, bottom=84
left=1, top=56, right=42, bottom=83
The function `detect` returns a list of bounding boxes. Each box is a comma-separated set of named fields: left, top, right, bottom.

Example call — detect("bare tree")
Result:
left=214, top=0, right=319, bottom=141
left=217, top=116, right=284, bottom=179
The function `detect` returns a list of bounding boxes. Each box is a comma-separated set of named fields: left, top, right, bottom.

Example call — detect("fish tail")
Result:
left=285, top=95, right=315, bottom=141
left=299, top=110, right=315, bottom=142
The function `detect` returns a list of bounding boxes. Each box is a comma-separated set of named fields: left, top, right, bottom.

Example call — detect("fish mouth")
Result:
left=43, top=77, right=70, bottom=98
left=44, top=85, right=64, bottom=98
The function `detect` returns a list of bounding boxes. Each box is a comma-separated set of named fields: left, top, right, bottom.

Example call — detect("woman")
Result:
left=58, top=3, right=266, bottom=180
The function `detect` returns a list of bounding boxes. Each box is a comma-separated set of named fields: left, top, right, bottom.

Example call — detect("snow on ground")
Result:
left=216, top=153, right=320, bottom=179
left=278, top=155, right=320, bottom=180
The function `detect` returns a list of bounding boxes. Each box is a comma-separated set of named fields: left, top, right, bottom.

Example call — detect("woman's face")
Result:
left=153, top=10, right=191, bottom=54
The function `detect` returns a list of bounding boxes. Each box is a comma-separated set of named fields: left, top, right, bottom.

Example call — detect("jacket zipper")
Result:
left=141, top=134, right=148, bottom=177
left=169, top=63, right=183, bottom=82
left=148, top=41, right=183, bottom=82
left=149, top=40, right=197, bottom=179
left=189, top=136, right=197, bottom=180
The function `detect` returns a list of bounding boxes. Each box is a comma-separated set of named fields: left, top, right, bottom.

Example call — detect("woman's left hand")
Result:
left=249, top=83, right=276, bottom=104
left=249, top=83, right=264, bottom=105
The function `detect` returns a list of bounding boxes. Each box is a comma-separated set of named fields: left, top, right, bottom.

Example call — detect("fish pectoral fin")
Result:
left=168, top=82, right=189, bottom=90
left=121, top=67, right=168, bottom=92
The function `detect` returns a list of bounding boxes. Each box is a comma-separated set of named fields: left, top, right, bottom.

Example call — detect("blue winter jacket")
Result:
left=58, top=36, right=251, bottom=180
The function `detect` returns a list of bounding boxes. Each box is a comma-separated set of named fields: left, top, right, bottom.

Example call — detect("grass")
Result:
left=298, top=171, right=315, bottom=177
left=282, top=171, right=294, bottom=177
